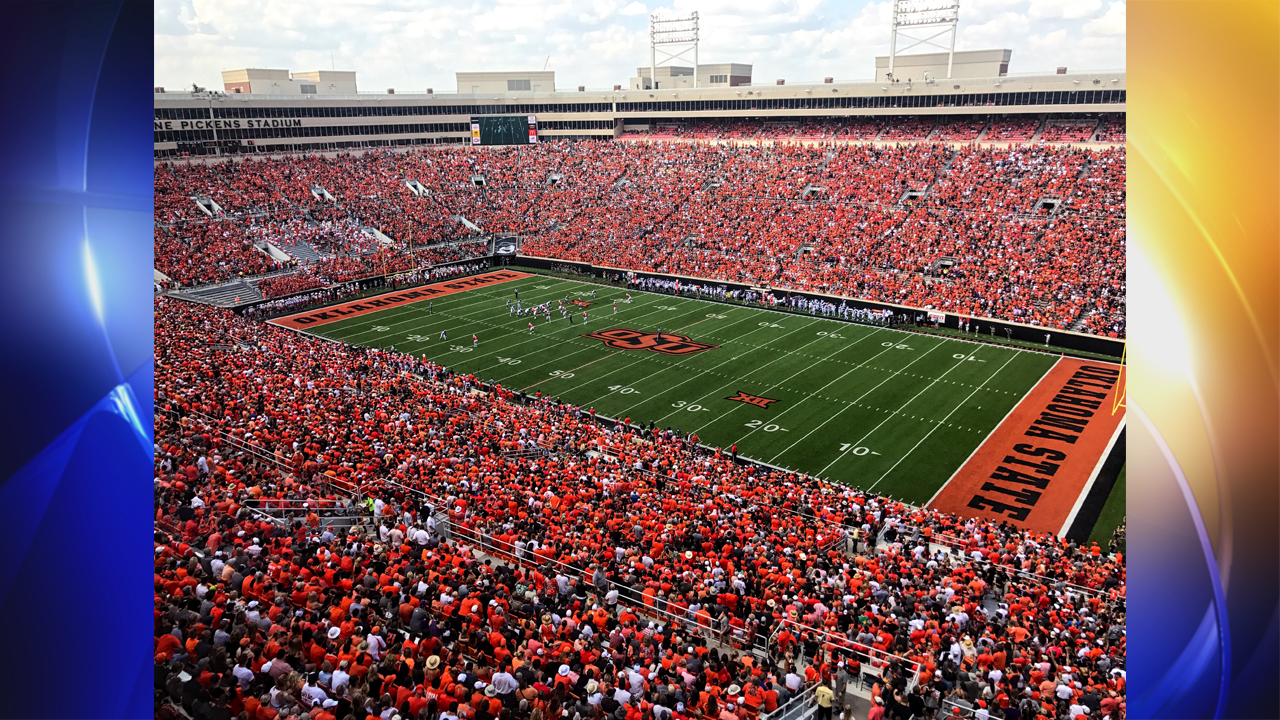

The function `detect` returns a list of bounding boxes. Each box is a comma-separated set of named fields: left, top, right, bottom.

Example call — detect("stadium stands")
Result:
left=154, top=295, right=1127, bottom=720
left=1094, top=117, right=1125, bottom=144
left=1038, top=120, right=1101, bottom=145
left=985, top=118, right=1042, bottom=143
left=931, top=118, right=989, bottom=143
left=157, top=128, right=1125, bottom=335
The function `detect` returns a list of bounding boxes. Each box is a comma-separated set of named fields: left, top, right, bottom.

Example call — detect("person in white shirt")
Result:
left=367, top=629, right=387, bottom=661
left=627, top=667, right=644, bottom=696
left=232, top=658, right=254, bottom=689
left=491, top=669, right=519, bottom=697
left=245, top=600, right=261, bottom=625
left=331, top=661, right=351, bottom=696
left=300, top=674, right=329, bottom=707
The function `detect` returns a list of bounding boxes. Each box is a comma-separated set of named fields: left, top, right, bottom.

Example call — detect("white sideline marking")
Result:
left=922, top=357, right=1062, bottom=508
left=1058, top=416, right=1126, bottom=538
left=866, top=349, right=1021, bottom=492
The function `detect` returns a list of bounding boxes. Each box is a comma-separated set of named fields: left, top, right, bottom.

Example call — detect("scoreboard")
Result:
left=471, top=115, right=538, bottom=145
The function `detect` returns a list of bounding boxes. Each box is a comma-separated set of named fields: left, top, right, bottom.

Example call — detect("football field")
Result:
left=273, top=269, right=1122, bottom=519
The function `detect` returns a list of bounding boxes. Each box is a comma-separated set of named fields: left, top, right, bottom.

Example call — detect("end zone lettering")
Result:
left=270, top=270, right=531, bottom=330
left=928, top=359, right=1126, bottom=534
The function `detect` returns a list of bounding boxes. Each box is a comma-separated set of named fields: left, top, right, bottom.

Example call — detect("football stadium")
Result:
left=154, top=15, right=1127, bottom=720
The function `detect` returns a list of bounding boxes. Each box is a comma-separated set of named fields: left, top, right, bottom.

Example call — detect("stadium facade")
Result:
left=155, top=69, right=1124, bottom=157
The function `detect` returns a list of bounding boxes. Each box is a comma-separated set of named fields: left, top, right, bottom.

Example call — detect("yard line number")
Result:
left=837, top=444, right=880, bottom=456
left=671, top=400, right=711, bottom=412
left=746, top=420, right=788, bottom=432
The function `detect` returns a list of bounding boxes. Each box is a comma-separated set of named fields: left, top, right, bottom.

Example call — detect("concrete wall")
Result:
left=292, top=70, right=358, bottom=95
left=456, top=71, right=556, bottom=95
left=874, top=49, right=1012, bottom=82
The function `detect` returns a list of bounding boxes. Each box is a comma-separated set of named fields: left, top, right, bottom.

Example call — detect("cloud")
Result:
left=1028, top=0, right=1102, bottom=20
left=154, top=0, right=1124, bottom=92
left=967, top=0, right=1025, bottom=13
left=154, top=0, right=216, bottom=36
left=1084, top=1, right=1125, bottom=35
left=958, top=11, right=1031, bottom=49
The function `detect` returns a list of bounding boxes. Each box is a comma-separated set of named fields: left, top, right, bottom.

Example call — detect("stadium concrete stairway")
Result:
left=178, top=278, right=265, bottom=306
left=282, top=238, right=325, bottom=263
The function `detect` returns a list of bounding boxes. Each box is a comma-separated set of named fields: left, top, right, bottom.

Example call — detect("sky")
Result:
left=154, top=0, right=1124, bottom=93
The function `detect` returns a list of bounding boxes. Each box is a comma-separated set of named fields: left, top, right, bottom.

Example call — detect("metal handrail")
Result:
left=893, top=524, right=1120, bottom=598
left=445, top=521, right=769, bottom=659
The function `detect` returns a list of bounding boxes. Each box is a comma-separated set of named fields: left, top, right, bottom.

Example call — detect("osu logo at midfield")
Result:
left=583, top=328, right=719, bottom=356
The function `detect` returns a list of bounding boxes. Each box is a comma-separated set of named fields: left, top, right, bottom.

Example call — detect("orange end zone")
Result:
left=268, top=270, right=534, bottom=330
left=927, top=357, right=1126, bottom=536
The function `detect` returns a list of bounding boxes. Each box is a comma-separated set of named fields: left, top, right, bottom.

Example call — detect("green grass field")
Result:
left=296, top=272, right=1064, bottom=506
left=1089, top=465, right=1127, bottom=554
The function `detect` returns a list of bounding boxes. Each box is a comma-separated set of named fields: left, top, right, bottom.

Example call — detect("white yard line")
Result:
left=347, top=283, right=671, bottom=370
left=570, top=309, right=770, bottom=407
left=865, top=348, right=1022, bottom=492
left=763, top=335, right=953, bottom=461
left=922, top=357, right=1063, bottom=507
left=643, top=318, right=829, bottom=427
left=816, top=342, right=993, bottom=477
left=329, top=278, right=615, bottom=343
left=1057, top=417, right=1126, bottom=538
left=614, top=316, right=826, bottom=426
left=501, top=300, right=723, bottom=390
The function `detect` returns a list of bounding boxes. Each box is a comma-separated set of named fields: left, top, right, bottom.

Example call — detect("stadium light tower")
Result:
left=649, top=11, right=699, bottom=89
left=887, top=0, right=961, bottom=80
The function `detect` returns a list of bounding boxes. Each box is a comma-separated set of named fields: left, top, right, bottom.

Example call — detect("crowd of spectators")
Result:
left=613, top=115, right=1108, bottom=147
left=258, top=272, right=330, bottom=299
left=879, top=118, right=937, bottom=142
left=245, top=261, right=491, bottom=319
left=1092, top=118, right=1124, bottom=145
left=155, top=222, right=283, bottom=286
left=152, top=295, right=1127, bottom=720
left=984, top=119, right=1042, bottom=144
left=930, top=119, right=988, bottom=143
left=1037, top=121, right=1100, bottom=145
left=157, top=134, right=1124, bottom=336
